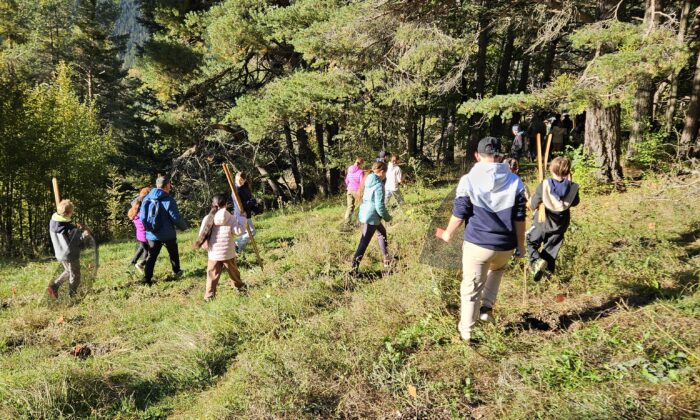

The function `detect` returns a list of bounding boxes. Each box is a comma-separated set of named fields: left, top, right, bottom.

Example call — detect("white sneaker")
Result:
left=479, top=307, right=495, bottom=324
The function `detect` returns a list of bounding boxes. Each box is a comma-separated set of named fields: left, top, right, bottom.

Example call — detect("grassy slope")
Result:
left=1, top=172, right=698, bottom=419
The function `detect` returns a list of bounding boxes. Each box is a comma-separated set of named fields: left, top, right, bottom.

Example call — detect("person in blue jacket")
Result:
left=139, top=176, right=188, bottom=285
left=350, top=161, right=392, bottom=275
left=438, top=137, right=527, bottom=342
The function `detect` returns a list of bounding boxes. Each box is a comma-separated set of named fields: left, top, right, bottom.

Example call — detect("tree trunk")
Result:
left=326, top=123, right=341, bottom=194
left=283, top=122, right=303, bottom=198
left=585, top=103, right=624, bottom=183
left=468, top=9, right=489, bottom=155
left=519, top=51, right=530, bottom=92
left=296, top=125, right=317, bottom=199
left=628, top=0, right=664, bottom=162
left=542, top=38, right=559, bottom=86
left=406, top=108, right=417, bottom=157
left=315, top=122, right=328, bottom=196
left=495, top=24, right=515, bottom=95
left=445, top=108, right=456, bottom=164
left=679, top=47, right=700, bottom=158
left=419, top=113, right=426, bottom=154
left=666, top=0, right=693, bottom=134
left=255, top=164, right=285, bottom=201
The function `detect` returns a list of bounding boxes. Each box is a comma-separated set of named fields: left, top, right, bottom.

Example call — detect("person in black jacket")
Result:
left=527, top=156, right=580, bottom=281
left=232, top=172, right=259, bottom=254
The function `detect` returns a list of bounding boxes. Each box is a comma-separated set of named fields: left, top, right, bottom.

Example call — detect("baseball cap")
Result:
left=477, top=137, right=501, bottom=156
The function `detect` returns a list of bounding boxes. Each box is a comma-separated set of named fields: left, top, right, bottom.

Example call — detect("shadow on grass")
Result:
left=505, top=269, right=700, bottom=335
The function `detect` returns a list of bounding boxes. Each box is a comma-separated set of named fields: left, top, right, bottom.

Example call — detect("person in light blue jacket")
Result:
left=351, top=161, right=392, bottom=275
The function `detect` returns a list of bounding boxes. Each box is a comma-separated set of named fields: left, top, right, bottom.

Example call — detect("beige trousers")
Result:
left=459, top=241, right=512, bottom=339
left=205, top=258, right=243, bottom=300
left=343, top=191, right=358, bottom=225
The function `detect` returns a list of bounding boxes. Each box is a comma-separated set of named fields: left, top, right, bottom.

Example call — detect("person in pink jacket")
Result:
left=195, top=194, right=248, bottom=302
left=128, top=187, right=151, bottom=273
left=344, top=157, right=365, bottom=227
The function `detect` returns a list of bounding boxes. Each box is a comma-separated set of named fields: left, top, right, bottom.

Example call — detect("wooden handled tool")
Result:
left=223, top=163, right=264, bottom=271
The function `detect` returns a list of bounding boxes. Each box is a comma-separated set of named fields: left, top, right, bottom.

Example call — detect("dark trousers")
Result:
left=526, top=225, right=565, bottom=272
left=352, top=223, right=388, bottom=269
left=130, top=241, right=149, bottom=265
left=144, top=239, right=181, bottom=281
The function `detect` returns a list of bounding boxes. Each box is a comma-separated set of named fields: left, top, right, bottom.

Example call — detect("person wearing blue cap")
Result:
left=437, top=137, right=527, bottom=342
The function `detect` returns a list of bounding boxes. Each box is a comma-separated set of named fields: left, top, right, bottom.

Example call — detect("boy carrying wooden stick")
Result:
left=47, top=200, right=92, bottom=298
left=527, top=156, right=580, bottom=281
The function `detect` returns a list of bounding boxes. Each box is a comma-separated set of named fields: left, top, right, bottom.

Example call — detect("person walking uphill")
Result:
left=350, top=161, right=392, bottom=275
left=195, top=194, right=247, bottom=302
left=47, top=200, right=92, bottom=298
left=128, top=187, right=151, bottom=273
left=527, top=156, right=580, bottom=281
left=139, top=176, right=188, bottom=285
left=232, top=172, right=259, bottom=254
left=385, top=155, right=404, bottom=207
left=344, top=158, right=365, bottom=227
left=438, top=137, right=527, bottom=342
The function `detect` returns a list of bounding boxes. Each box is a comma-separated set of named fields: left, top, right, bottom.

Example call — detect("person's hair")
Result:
left=390, top=155, right=399, bottom=164
left=355, top=157, right=364, bottom=165
left=355, top=163, right=387, bottom=203
left=128, top=187, right=151, bottom=220
left=156, top=176, right=170, bottom=189
left=57, top=199, right=74, bottom=217
left=550, top=156, right=572, bottom=177
left=372, top=161, right=387, bottom=173
left=209, top=194, right=228, bottom=217
left=235, top=172, right=247, bottom=186
left=504, top=157, right=519, bottom=173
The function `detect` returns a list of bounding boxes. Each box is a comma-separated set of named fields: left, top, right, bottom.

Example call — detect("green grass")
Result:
left=1, top=172, right=699, bottom=419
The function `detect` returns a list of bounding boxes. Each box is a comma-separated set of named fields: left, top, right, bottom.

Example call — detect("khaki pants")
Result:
left=205, top=258, right=243, bottom=299
left=459, top=241, right=512, bottom=339
left=50, top=259, right=81, bottom=295
left=343, top=191, right=358, bottom=225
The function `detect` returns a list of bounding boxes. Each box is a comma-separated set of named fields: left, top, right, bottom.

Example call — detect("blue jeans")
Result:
left=235, top=219, right=256, bottom=253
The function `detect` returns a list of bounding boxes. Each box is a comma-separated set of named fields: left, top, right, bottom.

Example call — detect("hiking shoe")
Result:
left=479, top=307, right=495, bottom=324
left=47, top=286, right=58, bottom=299
left=141, top=278, right=153, bottom=286
left=173, top=270, right=184, bottom=279
left=532, top=259, right=547, bottom=282
left=135, top=262, right=145, bottom=274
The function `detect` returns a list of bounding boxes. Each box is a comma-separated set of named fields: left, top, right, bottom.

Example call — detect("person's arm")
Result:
left=374, top=184, right=392, bottom=222
left=440, top=190, right=473, bottom=242
left=571, top=190, right=580, bottom=207
left=167, top=199, right=188, bottom=230
left=529, top=183, right=543, bottom=211
left=396, top=167, right=402, bottom=185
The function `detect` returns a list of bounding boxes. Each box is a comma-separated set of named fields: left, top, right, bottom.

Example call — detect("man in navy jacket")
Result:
left=438, top=137, right=527, bottom=342
left=139, top=176, right=188, bottom=284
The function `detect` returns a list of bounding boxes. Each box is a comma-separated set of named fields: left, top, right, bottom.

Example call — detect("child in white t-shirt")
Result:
left=384, top=155, right=404, bottom=206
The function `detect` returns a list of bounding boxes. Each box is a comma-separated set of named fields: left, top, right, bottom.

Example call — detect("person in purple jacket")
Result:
left=438, top=137, right=527, bottom=342
left=128, top=187, right=151, bottom=273
left=343, top=157, right=365, bottom=227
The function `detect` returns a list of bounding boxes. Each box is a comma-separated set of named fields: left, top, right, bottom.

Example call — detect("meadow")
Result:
left=1, top=170, right=698, bottom=419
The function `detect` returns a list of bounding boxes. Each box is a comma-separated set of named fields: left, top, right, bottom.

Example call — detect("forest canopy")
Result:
left=1, top=0, right=700, bottom=256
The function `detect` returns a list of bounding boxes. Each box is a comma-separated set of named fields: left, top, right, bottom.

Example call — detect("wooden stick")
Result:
left=52, top=177, right=61, bottom=210
left=536, top=133, right=543, bottom=182
left=538, top=133, right=553, bottom=223
left=522, top=262, right=528, bottom=306
left=223, top=163, right=264, bottom=271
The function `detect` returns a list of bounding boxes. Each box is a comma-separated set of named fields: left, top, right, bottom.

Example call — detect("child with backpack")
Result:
left=527, top=156, right=580, bottom=281
left=195, top=194, right=248, bottom=302
left=232, top=172, right=259, bottom=254
left=47, top=200, right=92, bottom=298
left=350, top=161, right=392, bottom=275
left=128, top=187, right=151, bottom=273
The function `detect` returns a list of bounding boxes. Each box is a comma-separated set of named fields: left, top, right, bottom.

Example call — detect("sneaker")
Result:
left=47, top=286, right=58, bottom=299
left=532, top=259, right=547, bottom=282
left=135, top=262, right=145, bottom=274
left=173, top=270, right=184, bottom=279
left=204, top=297, right=213, bottom=303
left=141, top=278, right=153, bottom=286
left=479, top=307, right=495, bottom=324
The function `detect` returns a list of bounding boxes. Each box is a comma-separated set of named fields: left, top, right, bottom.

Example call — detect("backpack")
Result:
left=142, top=198, right=161, bottom=232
